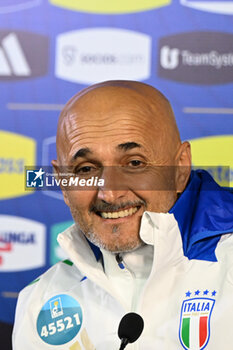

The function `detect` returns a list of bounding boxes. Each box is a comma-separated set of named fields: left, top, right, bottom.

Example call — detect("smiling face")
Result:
left=53, top=81, right=191, bottom=253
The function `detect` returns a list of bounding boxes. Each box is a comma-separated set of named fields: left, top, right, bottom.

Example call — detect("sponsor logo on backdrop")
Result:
left=190, top=135, right=233, bottom=187
left=180, top=0, right=233, bottom=15
left=55, top=28, right=151, bottom=84
left=50, top=221, right=73, bottom=265
left=0, top=31, right=49, bottom=80
left=0, top=0, right=42, bottom=14
left=0, top=215, right=46, bottom=271
left=49, top=0, right=171, bottom=14
left=158, top=32, right=233, bottom=85
left=0, top=131, right=36, bottom=200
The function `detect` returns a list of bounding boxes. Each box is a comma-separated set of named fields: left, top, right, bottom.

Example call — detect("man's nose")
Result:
left=97, top=166, right=129, bottom=202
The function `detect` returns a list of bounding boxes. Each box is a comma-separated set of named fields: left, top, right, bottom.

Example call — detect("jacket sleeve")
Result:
left=12, top=282, right=38, bottom=349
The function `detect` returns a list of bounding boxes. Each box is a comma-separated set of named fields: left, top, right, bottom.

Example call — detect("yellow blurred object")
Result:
left=190, top=135, right=233, bottom=187
left=49, top=0, right=171, bottom=14
left=0, top=130, right=36, bottom=199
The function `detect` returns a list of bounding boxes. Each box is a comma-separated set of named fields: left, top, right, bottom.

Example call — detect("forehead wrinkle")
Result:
left=67, top=131, right=147, bottom=150
left=64, top=101, right=154, bottom=129
left=71, top=100, right=155, bottom=125
left=69, top=122, right=161, bottom=143
left=66, top=123, right=149, bottom=145
left=66, top=110, right=158, bottom=140
left=61, top=114, right=166, bottom=163
left=57, top=112, right=173, bottom=164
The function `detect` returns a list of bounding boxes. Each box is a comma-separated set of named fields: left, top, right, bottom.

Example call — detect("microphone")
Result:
left=118, top=312, right=144, bottom=350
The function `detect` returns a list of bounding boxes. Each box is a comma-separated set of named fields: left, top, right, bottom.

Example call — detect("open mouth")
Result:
left=96, top=206, right=141, bottom=219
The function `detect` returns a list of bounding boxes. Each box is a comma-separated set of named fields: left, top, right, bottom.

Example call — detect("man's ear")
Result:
left=175, top=141, right=192, bottom=193
left=51, top=159, right=58, bottom=172
left=51, top=159, right=70, bottom=207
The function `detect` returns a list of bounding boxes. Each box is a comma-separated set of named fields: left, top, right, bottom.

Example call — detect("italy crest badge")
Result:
left=179, top=290, right=216, bottom=350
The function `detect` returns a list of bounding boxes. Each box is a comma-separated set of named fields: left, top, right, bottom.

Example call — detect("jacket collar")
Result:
left=61, top=170, right=233, bottom=264
left=169, top=169, right=233, bottom=261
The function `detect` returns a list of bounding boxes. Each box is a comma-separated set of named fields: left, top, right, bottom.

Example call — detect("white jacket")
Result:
left=13, top=170, right=233, bottom=350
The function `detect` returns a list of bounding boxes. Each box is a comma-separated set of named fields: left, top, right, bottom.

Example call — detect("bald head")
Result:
left=53, top=81, right=191, bottom=252
left=56, top=80, right=181, bottom=163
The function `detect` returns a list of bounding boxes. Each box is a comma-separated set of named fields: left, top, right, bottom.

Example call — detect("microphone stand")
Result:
left=119, top=338, right=129, bottom=350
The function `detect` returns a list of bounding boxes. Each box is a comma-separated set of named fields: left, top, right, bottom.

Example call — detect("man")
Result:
left=13, top=81, right=233, bottom=349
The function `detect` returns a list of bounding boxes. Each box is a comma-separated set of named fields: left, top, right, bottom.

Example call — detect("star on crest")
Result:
left=185, top=289, right=217, bottom=298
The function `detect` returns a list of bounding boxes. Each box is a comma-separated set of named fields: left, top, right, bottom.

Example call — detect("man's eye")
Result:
left=75, top=166, right=93, bottom=174
left=129, top=160, right=143, bottom=167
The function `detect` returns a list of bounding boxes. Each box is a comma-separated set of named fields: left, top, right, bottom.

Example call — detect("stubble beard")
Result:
left=70, top=207, right=143, bottom=253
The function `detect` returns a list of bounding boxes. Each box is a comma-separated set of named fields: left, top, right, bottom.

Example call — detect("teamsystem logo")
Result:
left=26, top=168, right=104, bottom=189
left=0, top=30, right=48, bottom=80
left=180, top=0, right=233, bottom=15
left=0, top=0, right=42, bottom=14
left=55, top=28, right=151, bottom=84
left=158, top=31, right=233, bottom=85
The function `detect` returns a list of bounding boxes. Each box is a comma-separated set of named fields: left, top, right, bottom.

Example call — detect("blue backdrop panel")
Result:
left=0, top=0, right=232, bottom=324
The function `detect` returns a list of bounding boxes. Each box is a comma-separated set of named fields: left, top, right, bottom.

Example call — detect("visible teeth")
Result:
left=100, top=206, right=138, bottom=219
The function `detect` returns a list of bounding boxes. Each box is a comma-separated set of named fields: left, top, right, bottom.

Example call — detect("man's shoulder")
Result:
left=216, top=232, right=233, bottom=260
left=19, top=259, right=83, bottom=299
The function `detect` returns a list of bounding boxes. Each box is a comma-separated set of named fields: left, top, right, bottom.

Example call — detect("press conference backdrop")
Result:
left=0, top=0, right=233, bottom=326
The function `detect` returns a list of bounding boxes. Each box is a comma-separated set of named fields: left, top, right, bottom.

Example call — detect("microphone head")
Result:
left=118, top=312, right=144, bottom=344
